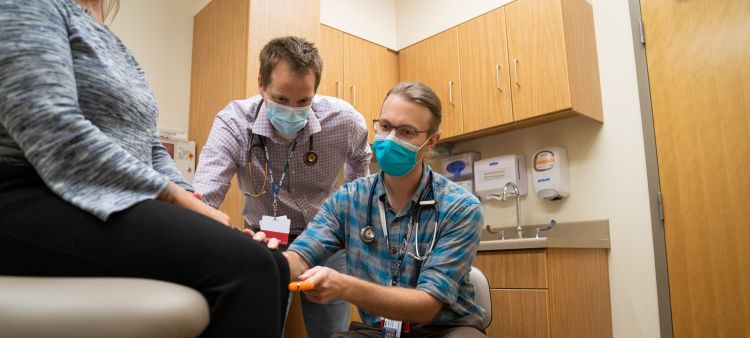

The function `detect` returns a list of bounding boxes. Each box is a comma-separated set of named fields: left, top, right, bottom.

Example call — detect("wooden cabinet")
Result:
left=398, top=0, right=602, bottom=141
left=399, top=29, right=463, bottom=139
left=491, top=289, right=549, bottom=338
left=319, top=25, right=399, bottom=143
left=457, top=7, right=514, bottom=133
left=318, top=25, right=345, bottom=100
left=505, top=0, right=602, bottom=122
left=474, top=248, right=612, bottom=338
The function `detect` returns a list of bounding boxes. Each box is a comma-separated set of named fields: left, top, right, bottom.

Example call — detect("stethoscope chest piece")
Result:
left=360, top=226, right=376, bottom=243
left=303, top=151, right=318, bottom=166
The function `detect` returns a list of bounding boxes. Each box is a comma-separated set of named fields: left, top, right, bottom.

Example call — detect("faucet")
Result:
left=502, top=182, right=522, bottom=239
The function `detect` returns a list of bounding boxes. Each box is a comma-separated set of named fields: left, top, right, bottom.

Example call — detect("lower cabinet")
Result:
left=285, top=248, right=612, bottom=337
left=489, top=289, right=549, bottom=338
left=474, top=248, right=612, bottom=338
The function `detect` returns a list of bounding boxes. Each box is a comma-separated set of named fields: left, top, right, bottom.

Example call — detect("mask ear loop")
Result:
left=415, top=133, right=436, bottom=165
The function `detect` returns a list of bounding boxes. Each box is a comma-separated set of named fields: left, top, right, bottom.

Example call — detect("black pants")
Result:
left=0, top=166, right=289, bottom=337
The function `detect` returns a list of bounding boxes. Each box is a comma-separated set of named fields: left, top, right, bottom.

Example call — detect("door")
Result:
left=399, top=29, right=463, bottom=139
left=457, top=7, right=514, bottom=133
left=318, top=25, right=344, bottom=99
left=190, top=0, right=250, bottom=227
left=641, top=0, right=750, bottom=336
left=505, top=0, right=570, bottom=121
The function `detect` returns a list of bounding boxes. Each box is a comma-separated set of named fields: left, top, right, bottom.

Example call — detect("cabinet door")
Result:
left=190, top=0, right=251, bottom=227
left=399, top=29, right=463, bottom=139
left=487, top=289, right=549, bottom=338
left=505, top=0, right=571, bottom=120
left=344, top=34, right=398, bottom=143
left=319, top=25, right=344, bottom=99
left=474, top=249, right=548, bottom=289
left=458, top=7, right=513, bottom=133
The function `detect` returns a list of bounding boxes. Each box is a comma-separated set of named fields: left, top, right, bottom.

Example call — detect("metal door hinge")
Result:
left=657, top=191, right=664, bottom=223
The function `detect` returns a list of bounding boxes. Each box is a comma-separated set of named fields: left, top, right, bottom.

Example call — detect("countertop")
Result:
left=478, top=219, right=610, bottom=251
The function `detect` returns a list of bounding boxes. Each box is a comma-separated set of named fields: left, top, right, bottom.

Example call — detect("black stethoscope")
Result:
left=360, top=171, right=439, bottom=261
left=245, top=99, right=318, bottom=197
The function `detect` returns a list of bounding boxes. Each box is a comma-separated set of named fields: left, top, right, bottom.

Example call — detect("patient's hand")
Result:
left=242, top=229, right=280, bottom=250
left=158, top=182, right=231, bottom=226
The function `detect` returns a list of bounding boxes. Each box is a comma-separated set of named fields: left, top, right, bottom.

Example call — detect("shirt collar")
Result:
left=376, top=164, right=433, bottom=213
left=250, top=95, right=323, bottom=143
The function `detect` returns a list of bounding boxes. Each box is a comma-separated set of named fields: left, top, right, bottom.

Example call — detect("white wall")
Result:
left=395, top=0, right=511, bottom=49
left=194, top=0, right=211, bottom=15
left=109, top=0, right=195, bottom=132
left=320, top=0, right=398, bottom=50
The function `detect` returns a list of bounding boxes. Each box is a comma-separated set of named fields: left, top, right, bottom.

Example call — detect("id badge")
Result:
left=380, top=318, right=404, bottom=338
left=259, top=215, right=291, bottom=245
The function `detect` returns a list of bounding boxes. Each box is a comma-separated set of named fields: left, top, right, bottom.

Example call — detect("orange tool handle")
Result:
left=288, top=280, right=315, bottom=292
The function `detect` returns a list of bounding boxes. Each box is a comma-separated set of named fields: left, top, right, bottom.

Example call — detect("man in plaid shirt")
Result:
left=254, top=82, right=486, bottom=338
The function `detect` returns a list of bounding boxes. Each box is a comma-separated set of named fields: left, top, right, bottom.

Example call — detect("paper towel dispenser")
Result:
left=473, top=155, right=527, bottom=201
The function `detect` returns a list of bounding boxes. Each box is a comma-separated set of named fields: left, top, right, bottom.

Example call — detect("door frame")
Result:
left=627, top=1, right=673, bottom=337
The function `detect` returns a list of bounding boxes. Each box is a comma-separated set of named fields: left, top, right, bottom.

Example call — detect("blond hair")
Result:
left=384, top=82, right=442, bottom=135
left=102, top=0, right=120, bottom=23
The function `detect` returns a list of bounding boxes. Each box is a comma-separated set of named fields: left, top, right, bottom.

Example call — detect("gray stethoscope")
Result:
left=360, top=172, right=439, bottom=261
left=245, top=100, right=318, bottom=197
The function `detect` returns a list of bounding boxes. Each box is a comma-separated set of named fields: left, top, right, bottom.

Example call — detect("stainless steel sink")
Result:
left=477, top=219, right=610, bottom=251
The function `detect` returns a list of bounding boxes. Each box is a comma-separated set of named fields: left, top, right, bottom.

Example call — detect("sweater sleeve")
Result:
left=0, top=0, right=169, bottom=220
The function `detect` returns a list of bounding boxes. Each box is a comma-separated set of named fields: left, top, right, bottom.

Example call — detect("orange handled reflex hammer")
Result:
left=288, top=280, right=315, bottom=292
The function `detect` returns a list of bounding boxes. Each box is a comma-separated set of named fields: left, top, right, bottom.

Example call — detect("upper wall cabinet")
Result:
left=505, top=0, right=602, bottom=122
left=319, top=25, right=399, bottom=143
left=399, top=29, right=464, bottom=139
left=457, top=7, right=514, bottom=134
left=398, top=0, right=602, bottom=141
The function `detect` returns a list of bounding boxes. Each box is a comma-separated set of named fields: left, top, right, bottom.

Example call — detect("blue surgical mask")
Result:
left=372, top=134, right=429, bottom=177
left=265, top=98, right=310, bottom=139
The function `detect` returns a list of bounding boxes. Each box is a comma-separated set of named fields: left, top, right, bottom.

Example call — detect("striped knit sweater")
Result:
left=0, top=0, right=192, bottom=220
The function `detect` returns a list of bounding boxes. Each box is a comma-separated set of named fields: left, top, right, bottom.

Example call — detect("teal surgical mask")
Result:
left=372, top=134, right=430, bottom=177
left=265, top=98, right=310, bottom=139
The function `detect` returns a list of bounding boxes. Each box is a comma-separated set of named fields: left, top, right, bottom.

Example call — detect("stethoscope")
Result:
left=360, top=171, right=439, bottom=261
left=245, top=99, right=318, bottom=197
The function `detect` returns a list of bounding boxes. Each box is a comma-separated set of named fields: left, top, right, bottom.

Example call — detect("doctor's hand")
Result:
left=297, top=266, right=346, bottom=304
left=242, top=229, right=280, bottom=250
left=158, top=182, right=231, bottom=226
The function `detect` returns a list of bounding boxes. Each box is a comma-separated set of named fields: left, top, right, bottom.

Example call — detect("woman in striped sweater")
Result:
left=0, top=1, right=288, bottom=336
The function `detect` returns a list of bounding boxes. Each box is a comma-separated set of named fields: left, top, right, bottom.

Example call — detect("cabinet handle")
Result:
left=495, top=64, right=502, bottom=91
left=514, top=59, right=520, bottom=87
left=448, top=80, right=454, bottom=105
left=351, top=85, right=356, bottom=107
left=335, top=81, right=341, bottom=98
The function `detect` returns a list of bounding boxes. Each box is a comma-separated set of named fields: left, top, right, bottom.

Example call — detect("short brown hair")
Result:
left=259, top=36, right=322, bottom=91
left=384, top=82, right=442, bottom=135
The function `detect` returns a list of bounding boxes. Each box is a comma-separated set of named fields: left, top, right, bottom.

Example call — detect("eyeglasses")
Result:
left=373, top=119, right=430, bottom=140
